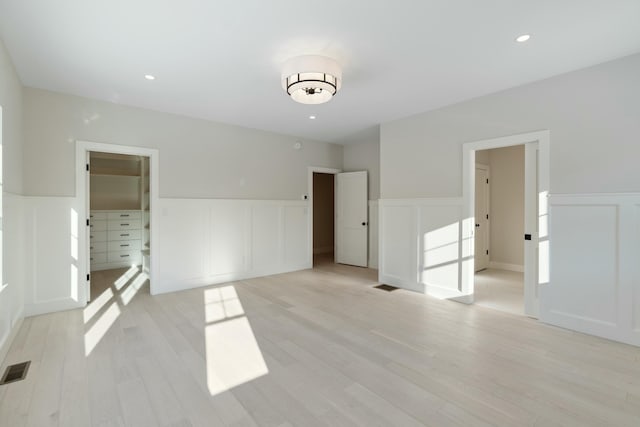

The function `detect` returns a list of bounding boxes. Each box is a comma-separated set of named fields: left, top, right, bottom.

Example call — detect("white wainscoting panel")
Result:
left=210, top=201, right=248, bottom=277
left=23, top=196, right=84, bottom=316
left=156, top=199, right=309, bottom=295
left=0, top=192, right=26, bottom=362
left=157, top=199, right=210, bottom=288
left=541, top=193, right=640, bottom=346
left=419, top=203, right=467, bottom=299
left=379, top=198, right=469, bottom=298
left=368, top=201, right=378, bottom=269
left=251, top=205, right=281, bottom=273
left=284, top=205, right=309, bottom=270
left=635, top=204, right=640, bottom=332
left=380, top=203, right=416, bottom=290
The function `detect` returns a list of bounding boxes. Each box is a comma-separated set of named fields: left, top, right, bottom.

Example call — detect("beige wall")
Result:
left=23, top=88, right=343, bottom=199
left=381, top=53, right=640, bottom=198
left=478, top=146, right=525, bottom=267
left=341, top=126, right=380, bottom=200
left=313, top=173, right=335, bottom=254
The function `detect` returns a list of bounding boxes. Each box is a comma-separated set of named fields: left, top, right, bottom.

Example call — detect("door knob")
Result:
left=362, top=222, right=367, bottom=226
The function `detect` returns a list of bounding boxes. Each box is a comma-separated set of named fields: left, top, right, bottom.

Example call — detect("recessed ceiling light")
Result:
left=309, top=115, right=316, bottom=120
left=515, top=34, right=531, bottom=43
left=144, top=74, right=155, bottom=80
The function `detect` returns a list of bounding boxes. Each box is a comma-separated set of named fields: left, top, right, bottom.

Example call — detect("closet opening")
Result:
left=473, top=146, right=525, bottom=315
left=86, top=151, right=151, bottom=302
left=312, top=172, right=336, bottom=267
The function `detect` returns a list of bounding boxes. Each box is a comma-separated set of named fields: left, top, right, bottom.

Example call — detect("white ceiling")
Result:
left=1, top=0, right=639, bottom=143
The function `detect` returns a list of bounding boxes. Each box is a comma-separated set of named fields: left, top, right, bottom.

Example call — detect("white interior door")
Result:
left=335, top=171, right=368, bottom=267
left=474, top=166, right=490, bottom=271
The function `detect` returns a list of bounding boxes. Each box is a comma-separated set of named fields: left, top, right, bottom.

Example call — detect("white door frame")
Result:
left=76, top=140, right=160, bottom=303
left=462, top=130, right=550, bottom=318
left=307, top=166, right=341, bottom=267
left=475, top=163, right=490, bottom=271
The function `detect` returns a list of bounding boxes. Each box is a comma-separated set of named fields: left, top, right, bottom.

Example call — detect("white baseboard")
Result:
left=24, top=298, right=84, bottom=317
left=0, top=311, right=24, bottom=366
left=489, top=261, right=524, bottom=273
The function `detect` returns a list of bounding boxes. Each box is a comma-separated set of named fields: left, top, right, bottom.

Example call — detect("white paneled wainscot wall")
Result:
left=541, top=193, right=640, bottom=346
left=379, top=198, right=472, bottom=300
left=21, top=196, right=312, bottom=315
left=379, top=193, right=640, bottom=347
left=156, top=198, right=309, bottom=294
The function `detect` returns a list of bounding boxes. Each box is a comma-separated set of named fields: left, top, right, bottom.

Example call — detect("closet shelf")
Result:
left=91, top=170, right=141, bottom=177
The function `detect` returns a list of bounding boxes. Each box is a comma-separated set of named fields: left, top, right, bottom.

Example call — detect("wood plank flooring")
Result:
left=1, top=260, right=640, bottom=426
left=474, top=268, right=524, bottom=315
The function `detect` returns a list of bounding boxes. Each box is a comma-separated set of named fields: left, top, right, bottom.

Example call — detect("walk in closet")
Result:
left=88, top=152, right=151, bottom=272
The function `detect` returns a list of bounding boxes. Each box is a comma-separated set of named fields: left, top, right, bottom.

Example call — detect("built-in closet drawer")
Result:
left=107, top=240, right=141, bottom=252
left=107, top=219, right=142, bottom=231
left=107, top=211, right=141, bottom=220
left=90, top=212, right=107, bottom=220
left=90, top=241, right=107, bottom=253
left=90, top=220, right=107, bottom=231
left=90, top=252, right=107, bottom=264
left=90, top=231, right=107, bottom=242
left=108, top=250, right=142, bottom=264
left=107, top=229, right=141, bottom=241
left=90, top=209, right=144, bottom=271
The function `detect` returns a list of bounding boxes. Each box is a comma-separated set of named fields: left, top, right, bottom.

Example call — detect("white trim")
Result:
left=488, top=262, right=525, bottom=273
left=463, top=130, right=550, bottom=318
left=0, top=310, right=23, bottom=365
left=307, top=166, right=341, bottom=267
left=76, top=140, right=160, bottom=300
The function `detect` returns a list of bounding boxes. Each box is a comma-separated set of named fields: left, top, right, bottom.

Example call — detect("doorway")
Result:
left=474, top=146, right=525, bottom=315
left=87, top=151, right=151, bottom=301
left=307, top=167, right=369, bottom=269
left=312, top=172, right=335, bottom=267
left=76, top=140, right=159, bottom=304
left=462, top=130, right=550, bottom=318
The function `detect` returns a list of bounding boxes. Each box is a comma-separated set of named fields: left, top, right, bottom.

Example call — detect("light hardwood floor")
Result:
left=474, top=269, right=524, bottom=316
left=1, top=261, right=640, bottom=427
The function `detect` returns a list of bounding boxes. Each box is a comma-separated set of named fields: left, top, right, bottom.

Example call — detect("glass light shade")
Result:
left=281, top=55, right=342, bottom=105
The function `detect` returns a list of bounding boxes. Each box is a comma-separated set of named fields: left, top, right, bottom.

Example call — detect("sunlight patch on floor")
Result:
left=204, top=286, right=268, bottom=396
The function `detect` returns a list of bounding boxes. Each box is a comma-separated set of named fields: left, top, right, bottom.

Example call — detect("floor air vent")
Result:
left=0, top=361, right=31, bottom=385
left=374, top=284, right=399, bottom=292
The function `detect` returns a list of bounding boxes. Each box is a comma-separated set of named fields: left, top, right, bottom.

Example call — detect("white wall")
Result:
left=24, top=88, right=343, bottom=199
left=0, top=38, right=25, bottom=363
left=21, top=88, right=343, bottom=314
left=379, top=53, right=640, bottom=345
left=381, top=53, right=640, bottom=198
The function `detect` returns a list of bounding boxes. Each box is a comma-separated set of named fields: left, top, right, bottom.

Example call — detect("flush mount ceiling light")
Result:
left=282, top=55, right=342, bottom=104
left=144, top=74, right=155, bottom=80
left=515, top=34, right=531, bottom=43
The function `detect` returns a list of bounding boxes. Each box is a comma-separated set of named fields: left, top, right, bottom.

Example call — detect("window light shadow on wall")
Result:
left=421, top=218, right=474, bottom=299
left=204, top=285, right=269, bottom=396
